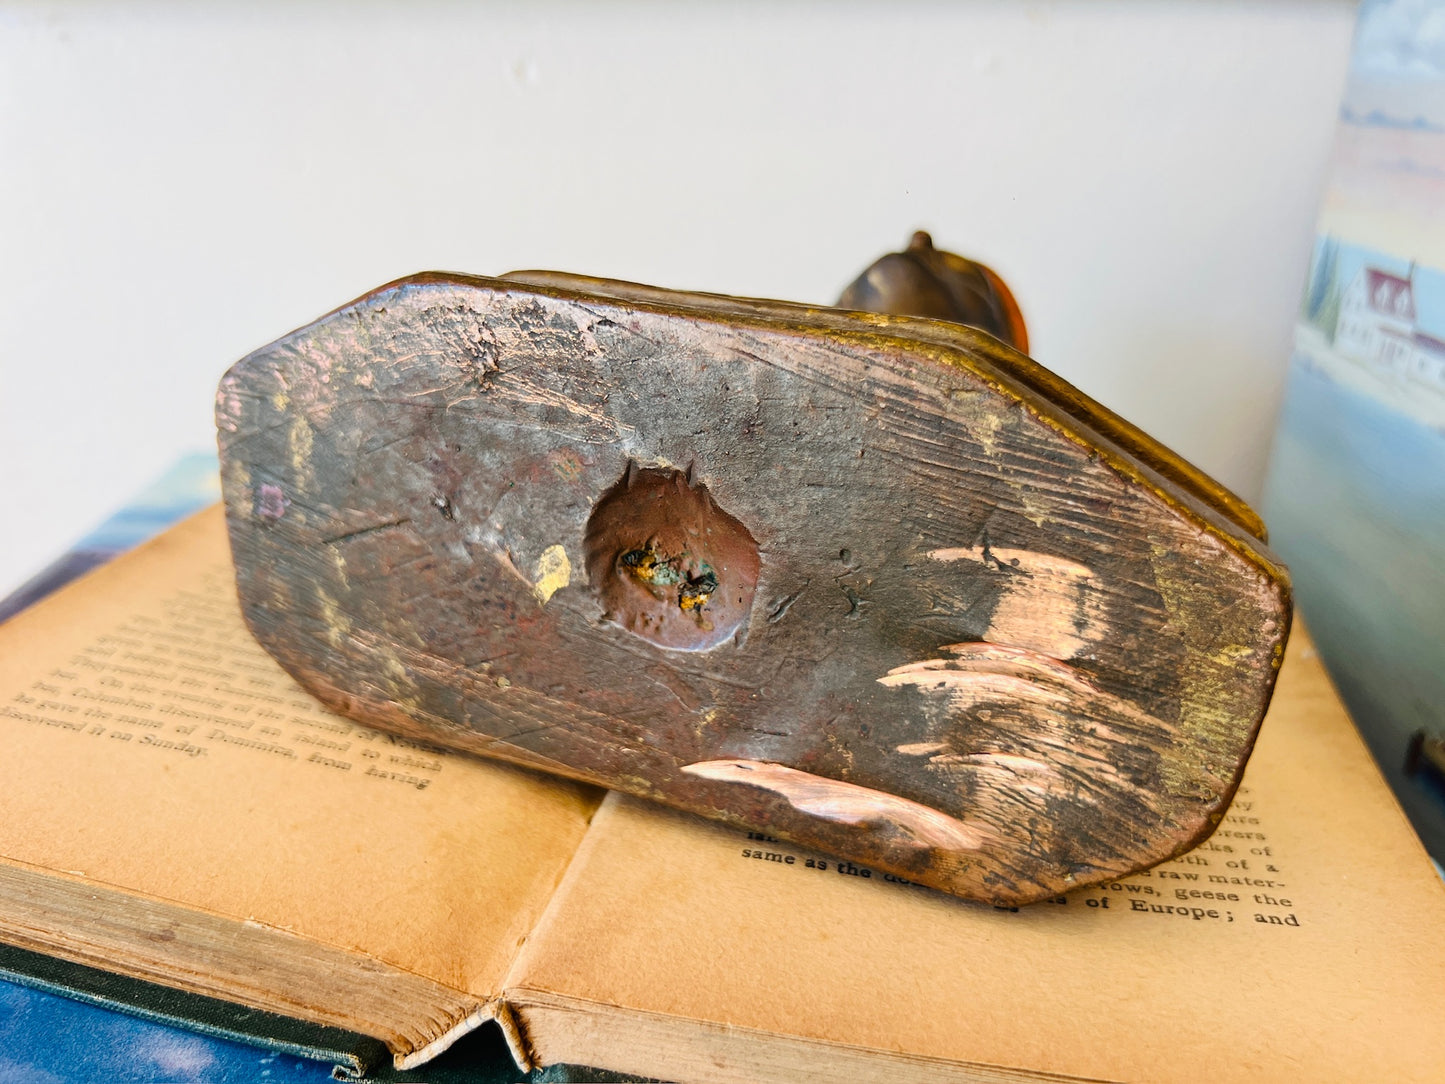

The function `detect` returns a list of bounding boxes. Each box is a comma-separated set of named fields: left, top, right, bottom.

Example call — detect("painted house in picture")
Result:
left=1334, top=265, right=1445, bottom=390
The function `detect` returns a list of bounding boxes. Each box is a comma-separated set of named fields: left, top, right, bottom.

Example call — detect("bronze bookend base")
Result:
left=216, top=258, right=1289, bottom=906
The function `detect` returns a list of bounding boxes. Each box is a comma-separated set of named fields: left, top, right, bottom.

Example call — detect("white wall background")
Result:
left=0, top=1, right=1356, bottom=598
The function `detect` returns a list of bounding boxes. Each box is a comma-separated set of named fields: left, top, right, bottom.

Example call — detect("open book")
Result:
left=1, top=506, right=1442, bottom=1082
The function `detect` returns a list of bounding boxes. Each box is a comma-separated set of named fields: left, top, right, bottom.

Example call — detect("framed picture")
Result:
left=1264, top=0, right=1445, bottom=863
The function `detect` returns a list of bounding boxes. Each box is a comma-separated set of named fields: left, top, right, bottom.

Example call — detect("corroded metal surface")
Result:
left=585, top=465, right=760, bottom=652
left=216, top=272, right=1290, bottom=906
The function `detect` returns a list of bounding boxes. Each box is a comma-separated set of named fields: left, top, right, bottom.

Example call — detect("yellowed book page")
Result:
left=506, top=630, right=1445, bottom=1083
left=0, top=506, right=601, bottom=1000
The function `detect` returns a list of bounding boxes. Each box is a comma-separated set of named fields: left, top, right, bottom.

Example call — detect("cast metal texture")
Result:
left=217, top=273, right=1290, bottom=906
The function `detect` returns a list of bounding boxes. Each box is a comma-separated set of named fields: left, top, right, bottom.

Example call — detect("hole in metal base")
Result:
left=585, top=465, right=760, bottom=651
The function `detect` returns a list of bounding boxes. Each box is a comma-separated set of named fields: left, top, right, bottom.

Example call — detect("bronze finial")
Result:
left=837, top=230, right=1029, bottom=353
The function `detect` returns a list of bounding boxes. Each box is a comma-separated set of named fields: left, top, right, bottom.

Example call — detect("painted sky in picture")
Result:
left=1322, top=0, right=1445, bottom=260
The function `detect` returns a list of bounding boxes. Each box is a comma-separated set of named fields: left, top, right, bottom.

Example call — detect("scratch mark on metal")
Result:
left=767, top=580, right=810, bottom=624
left=681, top=759, right=987, bottom=852
left=321, top=518, right=413, bottom=546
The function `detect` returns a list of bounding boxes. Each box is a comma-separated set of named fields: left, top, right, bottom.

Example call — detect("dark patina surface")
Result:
left=217, top=272, right=1289, bottom=906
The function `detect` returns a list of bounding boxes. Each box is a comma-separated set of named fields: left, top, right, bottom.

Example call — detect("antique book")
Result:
left=0, top=507, right=1442, bottom=1082
left=0, top=456, right=528, bottom=1082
